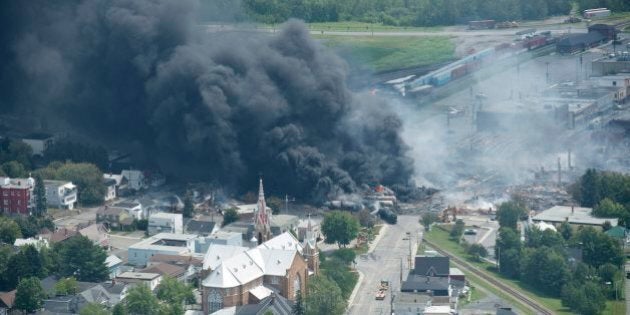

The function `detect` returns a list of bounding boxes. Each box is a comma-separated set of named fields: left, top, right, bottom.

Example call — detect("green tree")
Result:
left=156, top=276, right=195, bottom=306
left=562, top=281, right=606, bottom=315
left=331, top=248, right=356, bottom=265
left=14, top=277, right=45, bottom=314
left=304, top=276, right=346, bottom=315
left=1, top=161, right=28, bottom=178
left=37, top=162, right=106, bottom=205
left=293, top=290, right=305, bottom=315
left=496, top=228, right=521, bottom=278
left=575, top=227, right=624, bottom=267
left=182, top=191, right=194, bottom=218
left=357, top=209, right=375, bottom=228
left=450, top=219, right=465, bottom=240
left=80, top=302, right=111, bottom=315
left=267, top=196, right=283, bottom=215
left=421, top=212, right=439, bottom=230
left=321, top=210, right=360, bottom=248
left=55, top=277, right=78, bottom=295
left=112, top=303, right=128, bottom=315
left=0, top=140, right=32, bottom=168
left=579, top=169, right=601, bottom=207
left=56, top=235, right=108, bottom=282
left=33, top=174, right=47, bottom=216
left=559, top=221, right=572, bottom=240
left=593, top=198, right=626, bottom=218
left=0, top=216, right=22, bottom=244
left=0, top=245, right=13, bottom=290
left=125, top=284, right=160, bottom=315
left=496, top=201, right=526, bottom=229
left=520, top=247, right=570, bottom=295
left=467, top=243, right=488, bottom=261
left=222, top=207, right=239, bottom=227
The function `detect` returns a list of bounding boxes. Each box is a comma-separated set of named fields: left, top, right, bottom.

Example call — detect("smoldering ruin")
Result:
left=0, top=0, right=415, bottom=201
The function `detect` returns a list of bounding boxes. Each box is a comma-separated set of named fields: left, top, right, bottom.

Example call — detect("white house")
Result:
left=113, top=201, right=144, bottom=220
left=121, top=170, right=147, bottom=191
left=43, top=180, right=77, bottom=210
left=21, top=133, right=54, bottom=156
left=148, top=212, right=183, bottom=235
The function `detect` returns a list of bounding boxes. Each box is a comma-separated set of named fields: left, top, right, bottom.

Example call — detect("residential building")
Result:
left=46, top=227, right=79, bottom=244
left=413, top=256, right=450, bottom=277
left=148, top=254, right=203, bottom=284
left=148, top=212, right=183, bottom=235
left=201, top=179, right=319, bottom=314
left=103, top=178, right=117, bottom=202
left=186, top=219, right=218, bottom=236
left=21, top=133, right=54, bottom=156
left=121, top=170, right=147, bottom=191
left=106, top=254, right=123, bottom=279
left=532, top=205, right=618, bottom=228
left=114, top=272, right=162, bottom=291
left=0, top=176, right=34, bottom=215
left=113, top=201, right=144, bottom=220
left=96, top=206, right=134, bottom=230
left=44, top=180, right=77, bottom=210
left=0, top=290, right=15, bottom=315
left=392, top=293, right=432, bottom=315
left=78, top=223, right=110, bottom=248
left=128, top=233, right=198, bottom=266
left=141, top=262, right=188, bottom=282
left=401, top=275, right=451, bottom=296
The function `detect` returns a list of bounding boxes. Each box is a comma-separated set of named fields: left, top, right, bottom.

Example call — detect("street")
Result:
left=347, top=215, right=421, bottom=315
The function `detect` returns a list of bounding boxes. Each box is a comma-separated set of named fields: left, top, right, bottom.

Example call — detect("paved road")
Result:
left=347, top=215, right=420, bottom=315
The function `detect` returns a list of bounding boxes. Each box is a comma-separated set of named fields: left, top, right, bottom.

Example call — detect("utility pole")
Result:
left=546, top=61, right=550, bottom=84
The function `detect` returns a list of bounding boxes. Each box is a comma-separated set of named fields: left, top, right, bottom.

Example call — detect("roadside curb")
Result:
left=367, top=224, right=388, bottom=254
left=346, top=269, right=364, bottom=313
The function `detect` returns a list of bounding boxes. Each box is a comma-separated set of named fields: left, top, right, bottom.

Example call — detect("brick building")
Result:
left=0, top=176, right=34, bottom=215
left=200, top=179, right=319, bottom=314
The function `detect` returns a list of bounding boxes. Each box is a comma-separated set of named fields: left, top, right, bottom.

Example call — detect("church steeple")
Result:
left=253, top=177, right=271, bottom=244
left=303, top=214, right=319, bottom=275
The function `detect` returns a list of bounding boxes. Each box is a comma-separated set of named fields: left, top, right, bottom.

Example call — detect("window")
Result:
left=271, top=276, right=279, bottom=285
left=3, top=200, right=7, bottom=205
left=208, top=290, right=223, bottom=312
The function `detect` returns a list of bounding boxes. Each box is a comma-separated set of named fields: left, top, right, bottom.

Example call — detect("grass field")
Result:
left=317, top=35, right=455, bottom=73
left=305, top=21, right=441, bottom=32
left=424, top=227, right=627, bottom=315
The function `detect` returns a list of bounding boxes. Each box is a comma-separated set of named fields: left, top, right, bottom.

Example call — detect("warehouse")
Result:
left=556, top=33, right=606, bottom=54
left=588, top=23, right=618, bottom=41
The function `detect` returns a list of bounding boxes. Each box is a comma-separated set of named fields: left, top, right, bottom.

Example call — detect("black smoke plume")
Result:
left=0, top=0, right=413, bottom=201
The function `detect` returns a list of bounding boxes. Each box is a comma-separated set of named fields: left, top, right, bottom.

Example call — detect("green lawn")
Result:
left=305, top=21, right=441, bottom=32
left=317, top=35, right=454, bottom=73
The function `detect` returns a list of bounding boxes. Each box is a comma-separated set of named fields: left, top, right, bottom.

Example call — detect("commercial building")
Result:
left=44, top=180, right=77, bottom=210
left=148, top=212, right=183, bottom=235
left=128, top=233, right=198, bottom=266
left=114, top=272, right=162, bottom=291
left=0, top=176, right=33, bottom=215
left=592, top=57, right=630, bottom=76
left=195, top=231, right=243, bottom=254
left=532, top=205, right=618, bottom=228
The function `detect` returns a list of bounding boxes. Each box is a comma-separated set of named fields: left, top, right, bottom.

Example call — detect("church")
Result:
left=201, top=179, right=319, bottom=314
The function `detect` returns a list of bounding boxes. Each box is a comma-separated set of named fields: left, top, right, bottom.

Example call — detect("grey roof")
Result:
left=413, top=256, right=449, bottom=276
left=234, top=293, right=293, bottom=315
left=187, top=220, right=216, bottom=234
left=401, top=275, right=450, bottom=293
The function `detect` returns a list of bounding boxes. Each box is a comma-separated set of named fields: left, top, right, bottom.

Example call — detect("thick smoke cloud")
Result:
left=0, top=0, right=413, bottom=201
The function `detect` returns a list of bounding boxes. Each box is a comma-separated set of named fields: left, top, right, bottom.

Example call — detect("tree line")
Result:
left=227, top=0, right=578, bottom=26
left=572, top=169, right=630, bottom=227
left=493, top=200, right=623, bottom=315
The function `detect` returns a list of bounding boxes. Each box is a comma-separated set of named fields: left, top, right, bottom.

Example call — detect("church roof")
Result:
left=202, top=232, right=303, bottom=289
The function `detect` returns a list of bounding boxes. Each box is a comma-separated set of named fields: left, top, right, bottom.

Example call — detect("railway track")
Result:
left=423, top=238, right=554, bottom=315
